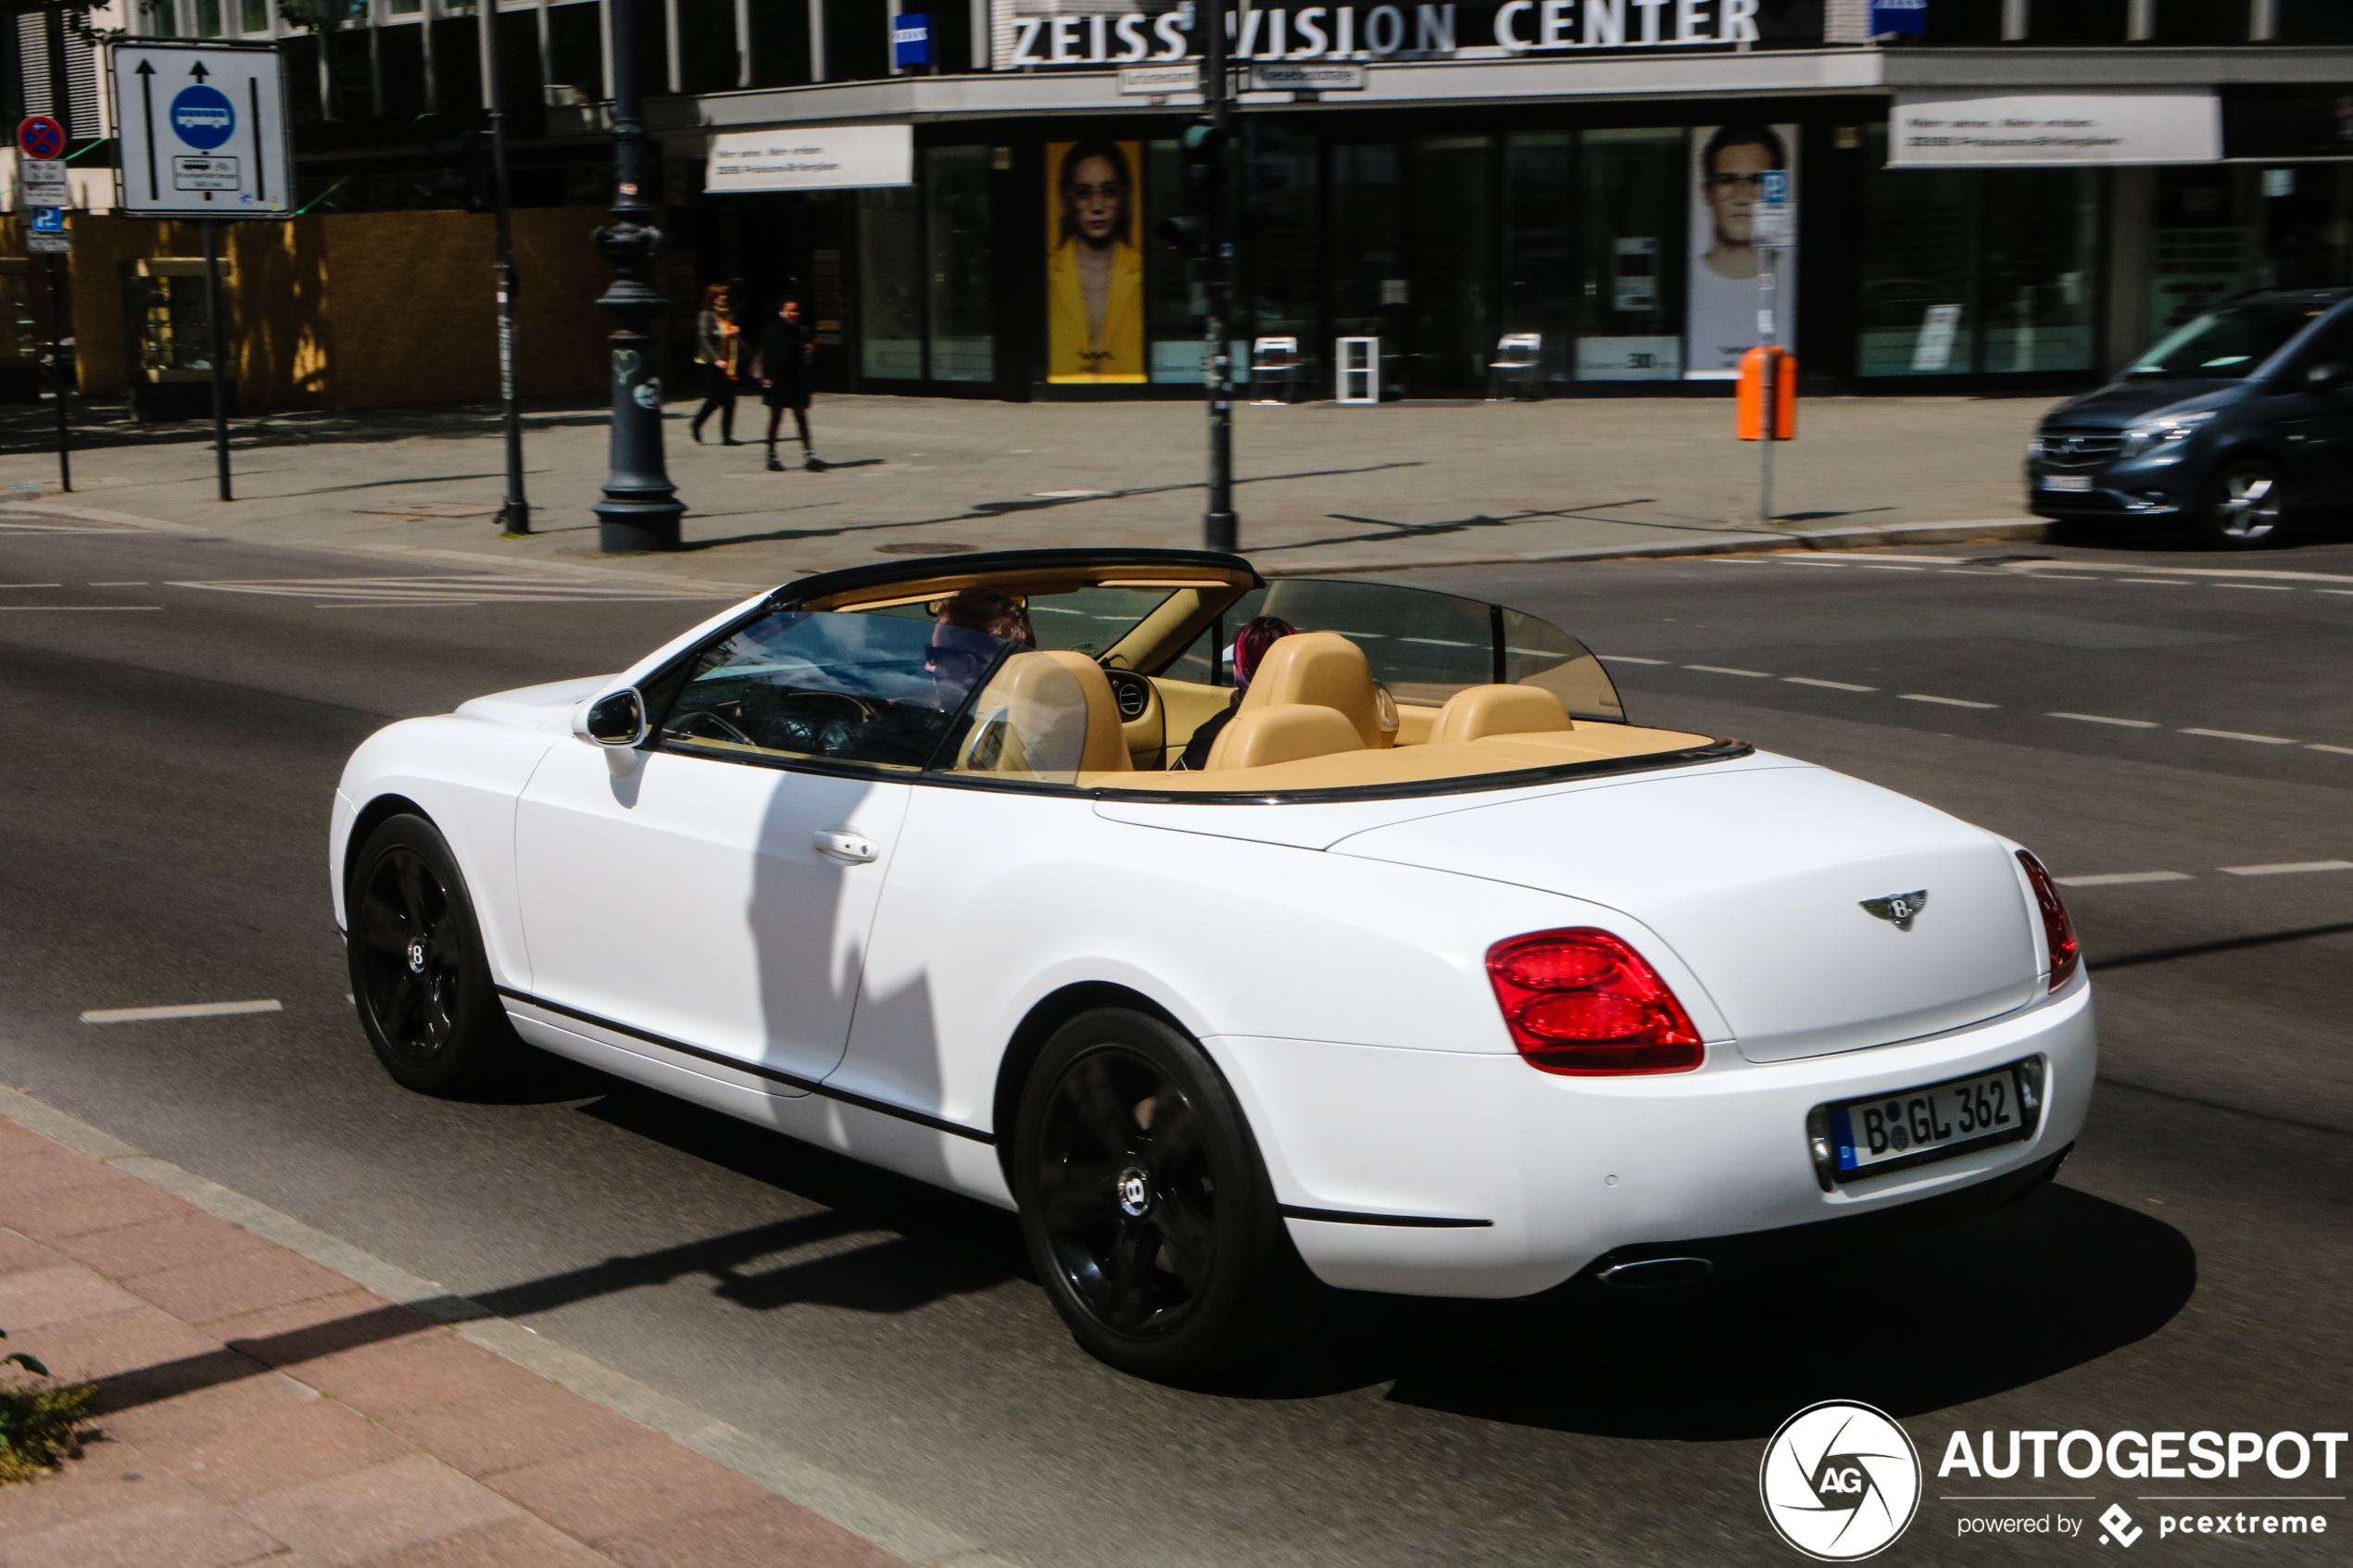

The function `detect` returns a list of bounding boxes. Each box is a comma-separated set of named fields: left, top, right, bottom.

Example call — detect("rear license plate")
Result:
left=1829, top=1064, right=2033, bottom=1181
left=2041, top=474, right=2093, bottom=492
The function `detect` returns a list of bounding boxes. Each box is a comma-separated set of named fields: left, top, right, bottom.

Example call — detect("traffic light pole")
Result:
left=202, top=218, right=231, bottom=502
left=479, top=3, right=530, bottom=533
left=1201, top=0, right=1237, bottom=553
left=591, top=0, right=686, bottom=552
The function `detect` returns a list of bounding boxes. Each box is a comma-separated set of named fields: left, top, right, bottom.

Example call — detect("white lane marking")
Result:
left=2318, top=590, right=2353, bottom=598
left=0, top=606, right=163, bottom=612
left=2032, top=573, right=2099, bottom=581
left=89, top=581, right=149, bottom=586
left=1773, top=558, right=1851, bottom=566
left=2049, top=712, right=2160, bottom=729
left=1784, top=676, right=1878, bottom=692
left=2180, top=727, right=2298, bottom=745
left=1686, top=664, right=1772, bottom=677
left=1858, top=564, right=1925, bottom=571
left=2220, top=860, right=2353, bottom=877
left=1704, top=558, right=1768, bottom=565
left=0, top=583, right=62, bottom=589
left=2214, top=583, right=2294, bottom=592
left=2119, top=578, right=2193, bottom=586
left=82, top=999, right=283, bottom=1024
left=1598, top=655, right=1668, bottom=665
left=2309, top=744, right=2353, bottom=757
left=1901, top=694, right=1998, bottom=709
left=2055, top=872, right=2194, bottom=887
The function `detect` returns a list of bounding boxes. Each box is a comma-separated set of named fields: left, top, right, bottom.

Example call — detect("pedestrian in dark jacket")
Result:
left=752, top=298, right=820, bottom=471
left=689, top=282, right=741, bottom=445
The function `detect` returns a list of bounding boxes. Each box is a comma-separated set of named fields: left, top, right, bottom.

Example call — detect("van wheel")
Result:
left=1014, top=1009, right=1324, bottom=1380
left=2195, top=459, right=2288, bottom=548
left=347, top=814, right=521, bottom=1095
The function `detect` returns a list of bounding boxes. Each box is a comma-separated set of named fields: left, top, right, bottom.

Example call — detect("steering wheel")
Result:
left=673, top=710, right=752, bottom=746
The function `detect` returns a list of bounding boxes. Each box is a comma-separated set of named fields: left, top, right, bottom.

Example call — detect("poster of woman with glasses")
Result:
left=1685, top=124, right=1798, bottom=378
left=1047, top=139, right=1147, bottom=383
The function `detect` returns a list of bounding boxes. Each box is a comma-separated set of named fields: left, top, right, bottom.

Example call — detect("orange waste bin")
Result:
left=1737, top=346, right=1797, bottom=441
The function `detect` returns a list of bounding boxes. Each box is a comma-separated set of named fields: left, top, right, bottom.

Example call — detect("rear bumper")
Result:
left=1219, top=978, right=2095, bottom=1298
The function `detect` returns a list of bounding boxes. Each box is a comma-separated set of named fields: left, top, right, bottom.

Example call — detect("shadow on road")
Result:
left=1230, top=1184, right=2192, bottom=1438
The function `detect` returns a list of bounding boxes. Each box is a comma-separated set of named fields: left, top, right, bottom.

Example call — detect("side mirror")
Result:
left=576, top=688, right=648, bottom=747
left=2307, top=360, right=2350, bottom=392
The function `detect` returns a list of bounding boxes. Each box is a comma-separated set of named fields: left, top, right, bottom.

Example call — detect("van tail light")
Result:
left=1486, top=929, right=1704, bottom=1075
left=2016, top=850, right=2081, bottom=992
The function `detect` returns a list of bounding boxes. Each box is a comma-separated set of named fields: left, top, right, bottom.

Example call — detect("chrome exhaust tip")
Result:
left=1594, top=1256, right=1714, bottom=1290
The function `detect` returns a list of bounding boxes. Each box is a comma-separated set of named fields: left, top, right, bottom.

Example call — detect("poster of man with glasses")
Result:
left=1685, top=123, right=1797, bottom=378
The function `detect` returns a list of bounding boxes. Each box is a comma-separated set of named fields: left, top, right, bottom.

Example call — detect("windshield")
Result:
left=854, top=585, right=1180, bottom=658
left=2127, top=303, right=2327, bottom=380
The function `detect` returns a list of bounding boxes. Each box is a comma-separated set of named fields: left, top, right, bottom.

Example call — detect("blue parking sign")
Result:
left=31, top=207, right=63, bottom=232
left=1759, top=169, right=1790, bottom=206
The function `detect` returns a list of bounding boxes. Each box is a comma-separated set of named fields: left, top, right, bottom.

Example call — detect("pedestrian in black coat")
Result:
left=752, top=298, right=820, bottom=471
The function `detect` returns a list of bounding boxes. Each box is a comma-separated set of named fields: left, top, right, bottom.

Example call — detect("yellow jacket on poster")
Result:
left=1047, top=238, right=1146, bottom=383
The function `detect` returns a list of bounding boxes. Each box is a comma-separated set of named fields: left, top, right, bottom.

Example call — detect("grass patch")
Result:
left=0, top=1376, right=95, bottom=1482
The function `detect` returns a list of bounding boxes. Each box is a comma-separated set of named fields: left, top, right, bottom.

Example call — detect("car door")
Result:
left=512, top=608, right=983, bottom=1089
left=2277, top=310, right=2353, bottom=503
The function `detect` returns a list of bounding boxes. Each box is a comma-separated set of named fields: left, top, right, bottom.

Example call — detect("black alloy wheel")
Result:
left=1014, top=1009, right=1322, bottom=1379
left=348, top=814, right=519, bottom=1094
left=2196, top=458, right=2289, bottom=548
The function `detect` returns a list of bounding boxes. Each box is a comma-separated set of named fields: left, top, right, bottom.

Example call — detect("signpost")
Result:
left=1750, top=168, right=1793, bottom=527
left=20, top=115, right=71, bottom=491
left=108, top=40, right=292, bottom=503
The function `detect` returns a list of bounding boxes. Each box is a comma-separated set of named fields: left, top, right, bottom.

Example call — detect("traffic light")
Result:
left=1155, top=119, right=1226, bottom=257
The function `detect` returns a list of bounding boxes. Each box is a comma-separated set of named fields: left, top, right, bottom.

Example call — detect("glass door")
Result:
left=1502, top=132, right=1573, bottom=393
left=1576, top=129, right=1687, bottom=383
left=925, top=145, right=994, bottom=383
left=1407, top=136, right=1492, bottom=395
left=858, top=186, right=924, bottom=382
left=1329, top=141, right=1403, bottom=395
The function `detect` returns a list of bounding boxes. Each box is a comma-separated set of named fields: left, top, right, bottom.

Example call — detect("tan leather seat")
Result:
left=1429, top=684, right=1573, bottom=746
left=1236, top=632, right=1393, bottom=749
left=960, top=650, right=1130, bottom=779
left=1205, top=704, right=1365, bottom=770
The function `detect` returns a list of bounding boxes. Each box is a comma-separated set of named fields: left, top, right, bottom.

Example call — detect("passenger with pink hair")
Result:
left=1175, top=615, right=1296, bottom=770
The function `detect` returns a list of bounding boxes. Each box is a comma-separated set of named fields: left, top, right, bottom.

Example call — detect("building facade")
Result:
left=16, top=0, right=2353, bottom=407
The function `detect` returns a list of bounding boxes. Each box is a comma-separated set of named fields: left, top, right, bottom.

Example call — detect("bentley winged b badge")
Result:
left=1860, top=891, right=1929, bottom=932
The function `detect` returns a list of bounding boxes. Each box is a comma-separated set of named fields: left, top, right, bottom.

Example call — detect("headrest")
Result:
left=1236, top=632, right=1390, bottom=748
left=1429, top=684, right=1573, bottom=746
left=1205, top=703, right=1366, bottom=771
left=957, top=649, right=1129, bottom=780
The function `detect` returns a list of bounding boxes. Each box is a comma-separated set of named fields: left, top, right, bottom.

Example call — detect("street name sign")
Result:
left=1248, top=62, right=1365, bottom=91
left=108, top=41, right=291, bottom=217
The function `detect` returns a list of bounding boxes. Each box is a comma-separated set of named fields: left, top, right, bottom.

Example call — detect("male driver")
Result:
left=1697, top=123, right=1786, bottom=283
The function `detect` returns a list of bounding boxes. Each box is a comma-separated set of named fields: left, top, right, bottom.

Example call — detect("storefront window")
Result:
left=1859, top=129, right=2098, bottom=379
left=1577, top=129, right=1686, bottom=383
left=1144, top=139, right=1203, bottom=383
left=1502, top=132, right=1572, bottom=390
left=2151, top=166, right=2252, bottom=344
left=2151, top=0, right=2248, bottom=43
left=925, top=145, right=994, bottom=383
left=1981, top=169, right=2098, bottom=373
left=859, top=186, right=923, bottom=380
left=1329, top=141, right=1403, bottom=391
left=1408, top=136, right=1491, bottom=393
left=1242, top=123, right=1320, bottom=380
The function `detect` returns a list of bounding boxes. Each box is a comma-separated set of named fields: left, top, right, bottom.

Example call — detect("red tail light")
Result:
left=1486, top=929, right=1704, bottom=1075
left=2016, top=850, right=2080, bottom=992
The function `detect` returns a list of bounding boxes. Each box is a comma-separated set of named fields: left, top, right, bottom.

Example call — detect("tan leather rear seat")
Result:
left=1429, top=684, right=1573, bottom=746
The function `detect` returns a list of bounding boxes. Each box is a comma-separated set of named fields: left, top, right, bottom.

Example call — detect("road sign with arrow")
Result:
left=107, top=41, right=290, bottom=219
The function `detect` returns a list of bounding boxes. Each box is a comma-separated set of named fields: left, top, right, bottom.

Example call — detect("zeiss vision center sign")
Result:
left=109, top=41, right=293, bottom=218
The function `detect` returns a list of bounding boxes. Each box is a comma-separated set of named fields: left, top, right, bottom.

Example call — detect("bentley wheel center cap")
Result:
left=405, top=939, right=426, bottom=974
left=1115, top=1167, right=1151, bottom=1218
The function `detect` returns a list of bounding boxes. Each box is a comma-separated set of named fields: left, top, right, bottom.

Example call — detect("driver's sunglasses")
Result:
left=926, top=645, right=986, bottom=668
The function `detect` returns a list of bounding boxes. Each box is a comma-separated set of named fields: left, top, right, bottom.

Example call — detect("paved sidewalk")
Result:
left=0, top=1110, right=910, bottom=1568
left=0, top=391, right=2056, bottom=589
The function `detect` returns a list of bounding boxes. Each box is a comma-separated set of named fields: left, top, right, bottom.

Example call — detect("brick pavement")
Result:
left=0, top=1115, right=910, bottom=1568
left=0, top=391, right=2054, bottom=588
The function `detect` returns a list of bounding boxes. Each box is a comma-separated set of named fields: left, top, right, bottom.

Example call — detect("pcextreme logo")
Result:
left=1760, top=1400, right=1924, bottom=1561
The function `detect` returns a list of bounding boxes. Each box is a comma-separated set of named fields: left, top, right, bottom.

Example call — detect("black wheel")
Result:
left=1013, top=1009, right=1323, bottom=1379
left=2195, top=458, right=2289, bottom=548
left=346, top=814, right=519, bottom=1095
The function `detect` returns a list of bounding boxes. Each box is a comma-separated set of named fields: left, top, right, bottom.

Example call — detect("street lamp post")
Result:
left=591, top=0, right=685, bottom=552
left=1201, top=0, right=1237, bottom=553
left=479, top=0, right=529, bottom=533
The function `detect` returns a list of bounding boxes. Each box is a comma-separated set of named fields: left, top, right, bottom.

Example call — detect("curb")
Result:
left=0, top=1083, right=1026, bottom=1568
left=1258, top=518, right=2054, bottom=578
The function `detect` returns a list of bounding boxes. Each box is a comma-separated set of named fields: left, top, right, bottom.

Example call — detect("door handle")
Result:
left=812, top=829, right=880, bottom=865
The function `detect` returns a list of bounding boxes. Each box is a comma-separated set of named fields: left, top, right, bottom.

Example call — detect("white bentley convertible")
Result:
left=332, top=549, right=2093, bottom=1377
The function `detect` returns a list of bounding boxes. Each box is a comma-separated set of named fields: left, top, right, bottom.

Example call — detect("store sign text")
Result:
left=1003, top=0, right=1760, bottom=66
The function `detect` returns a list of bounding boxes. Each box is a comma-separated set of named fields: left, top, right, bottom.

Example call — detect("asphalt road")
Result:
left=2, top=521, right=2347, bottom=1567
